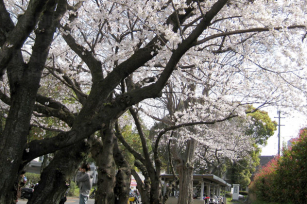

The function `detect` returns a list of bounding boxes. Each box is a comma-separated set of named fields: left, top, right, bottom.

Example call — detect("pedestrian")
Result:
left=20, top=171, right=27, bottom=187
left=76, top=163, right=92, bottom=204
left=15, top=170, right=28, bottom=202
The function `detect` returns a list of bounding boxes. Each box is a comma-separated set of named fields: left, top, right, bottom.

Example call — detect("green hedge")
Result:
left=239, top=191, right=248, bottom=196
left=25, top=172, right=40, bottom=185
left=225, top=192, right=232, bottom=198
left=24, top=173, right=79, bottom=197
left=68, top=181, right=78, bottom=196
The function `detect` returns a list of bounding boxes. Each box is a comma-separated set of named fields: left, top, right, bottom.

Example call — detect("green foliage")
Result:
left=273, top=128, right=307, bottom=203
left=68, top=182, right=96, bottom=197
left=239, top=191, right=248, bottom=196
left=148, top=122, right=172, bottom=172
left=248, top=156, right=279, bottom=202
left=246, top=106, right=277, bottom=145
left=67, top=181, right=78, bottom=196
left=25, top=172, right=40, bottom=185
left=227, top=160, right=252, bottom=189
left=249, top=128, right=307, bottom=204
left=27, top=117, right=63, bottom=142
left=118, top=114, right=152, bottom=167
left=251, top=201, right=280, bottom=204
left=118, top=124, right=137, bottom=164
left=226, top=144, right=261, bottom=189
left=227, top=107, right=276, bottom=189
left=24, top=173, right=79, bottom=197
left=226, top=197, right=248, bottom=204
left=225, top=192, right=232, bottom=198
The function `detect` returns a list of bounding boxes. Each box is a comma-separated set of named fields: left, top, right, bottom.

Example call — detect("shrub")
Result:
left=239, top=191, right=248, bottom=196
left=250, top=127, right=307, bottom=204
left=225, top=192, right=232, bottom=198
left=68, top=181, right=78, bottom=196
left=249, top=156, right=279, bottom=202
left=274, top=128, right=307, bottom=203
left=25, top=172, right=40, bottom=185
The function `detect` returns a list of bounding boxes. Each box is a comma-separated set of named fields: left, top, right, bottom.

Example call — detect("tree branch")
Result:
left=46, top=64, right=88, bottom=105
left=0, top=0, right=15, bottom=46
left=60, top=28, right=103, bottom=84
left=195, top=25, right=306, bottom=46
left=21, top=0, right=229, bottom=165
left=34, top=94, right=75, bottom=126
left=129, top=108, right=152, bottom=164
left=114, top=121, right=145, bottom=163
left=0, top=0, right=48, bottom=77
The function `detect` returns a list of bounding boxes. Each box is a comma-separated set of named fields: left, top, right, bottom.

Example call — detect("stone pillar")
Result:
left=213, top=185, right=216, bottom=196
left=206, top=184, right=210, bottom=204
left=232, top=184, right=240, bottom=200
left=200, top=181, right=204, bottom=200
left=206, top=184, right=210, bottom=197
left=163, top=180, right=167, bottom=196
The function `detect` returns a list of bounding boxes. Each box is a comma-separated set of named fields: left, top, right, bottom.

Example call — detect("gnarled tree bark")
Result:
left=177, top=139, right=197, bottom=204
left=28, top=140, right=91, bottom=204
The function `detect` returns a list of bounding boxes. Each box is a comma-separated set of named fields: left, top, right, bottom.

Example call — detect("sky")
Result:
left=260, top=107, right=307, bottom=156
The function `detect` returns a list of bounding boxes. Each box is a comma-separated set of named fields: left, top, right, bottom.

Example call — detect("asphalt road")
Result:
left=18, top=197, right=95, bottom=204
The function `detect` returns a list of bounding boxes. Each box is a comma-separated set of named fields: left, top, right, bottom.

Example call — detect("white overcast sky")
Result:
left=260, top=107, right=307, bottom=156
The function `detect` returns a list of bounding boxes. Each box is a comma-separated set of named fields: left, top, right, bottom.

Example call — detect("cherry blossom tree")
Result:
left=1, top=0, right=307, bottom=203
left=144, top=81, right=255, bottom=203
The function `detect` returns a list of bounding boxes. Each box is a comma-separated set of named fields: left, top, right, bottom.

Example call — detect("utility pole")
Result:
left=275, top=111, right=285, bottom=156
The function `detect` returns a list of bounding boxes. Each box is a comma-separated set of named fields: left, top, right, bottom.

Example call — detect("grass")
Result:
left=250, top=201, right=279, bottom=204
left=226, top=196, right=284, bottom=204
left=71, top=186, right=96, bottom=197
left=226, top=197, right=247, bottom=204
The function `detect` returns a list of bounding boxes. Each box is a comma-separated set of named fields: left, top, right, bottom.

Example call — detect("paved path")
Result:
left=18, top=197, right=95, bottom=204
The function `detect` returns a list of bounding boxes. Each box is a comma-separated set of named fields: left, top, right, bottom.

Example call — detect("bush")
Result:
left=248, top=156, right=279, bottom=202
left=25, top=172, right=40, bottom=185
left=68, top=181, right=78, bottom=196
left=273, top=128, right=307, bottom=203
left=225, top=192, right=232, bottom=198
left=249, top=128, right=307, bottom=204
left=239, top=191, right=248, bottom=196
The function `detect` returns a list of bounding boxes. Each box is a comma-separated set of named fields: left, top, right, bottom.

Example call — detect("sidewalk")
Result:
left=18, top=197, right=94, bottom=204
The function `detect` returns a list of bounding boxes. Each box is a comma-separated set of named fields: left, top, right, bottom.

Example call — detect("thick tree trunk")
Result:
left=134, top=161, right=161, bottom=204
left=129, top=170, right=143, bottom=204
left=27, top=141, right=90, bottom=204
left=0, top=1, right=67, bottom=202
left=91, top=125, right=116, bottom=204
left=0, top=51, right=36, bottom=204
left=162, top=138, right=179, bottom=204
left=40, top=154, right=50, bottom=173
left=90, top=136, right=106, bottom=203
left=113, top=136, right=131, bottom=204
left=0, top=111, right=3, bottom=136
left=132, top=162, right=151, bottom=204
left=150, top=178, right=161, bottom=204
left=177, top=139, right=197, bottom=204
left=177, top=164, right=194, bottom=204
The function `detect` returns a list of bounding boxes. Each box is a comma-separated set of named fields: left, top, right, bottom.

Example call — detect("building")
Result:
left=24, top=159, right=42, bottom=174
